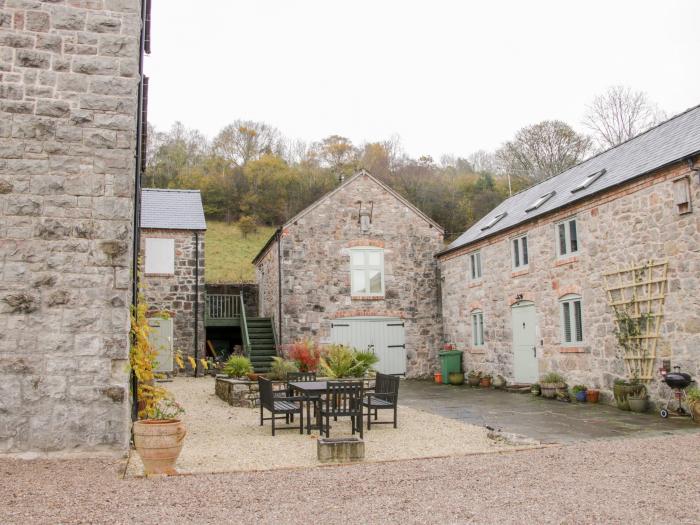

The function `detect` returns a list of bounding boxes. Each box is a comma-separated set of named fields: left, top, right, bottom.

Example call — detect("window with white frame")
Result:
left=560, top=294, right=583, bottom=345
left=512, top=235, right=529, bottom=269
left=556, top=217, right=578, bottom=257
left=471, top=310, right=484, bottom=346
left=469, top=251, right=482, bottom=281
left=145, top=238, right=175, bottom=275
left=350, top=248, right=384, bottom=296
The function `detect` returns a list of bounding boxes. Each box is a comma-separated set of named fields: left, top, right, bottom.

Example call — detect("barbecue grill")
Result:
left=659, top=366, right=694, bottom=418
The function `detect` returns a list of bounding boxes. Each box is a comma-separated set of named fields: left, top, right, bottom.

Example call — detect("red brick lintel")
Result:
left=559, top=347, right=587, bottom=353
left=331, top=309, right=405, bottom=319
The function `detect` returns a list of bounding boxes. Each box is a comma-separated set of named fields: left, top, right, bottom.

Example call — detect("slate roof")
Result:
left=140, top=188, right=207, bottom=230
left=441, top=104, right=700, bottom=256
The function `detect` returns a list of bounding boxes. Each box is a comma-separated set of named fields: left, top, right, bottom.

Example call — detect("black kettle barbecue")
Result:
left=659, top=366, right=694, bottom=418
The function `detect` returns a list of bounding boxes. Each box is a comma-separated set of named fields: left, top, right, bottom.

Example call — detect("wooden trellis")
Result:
left=603, top=260, right=668, bottom=381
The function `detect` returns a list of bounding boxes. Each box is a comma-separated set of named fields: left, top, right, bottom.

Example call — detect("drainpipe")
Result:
left=130, top=0, right=149, bottom=424
left=277, top=229, right=282, bottom=347
left=194, top=231, right=200, bottom=377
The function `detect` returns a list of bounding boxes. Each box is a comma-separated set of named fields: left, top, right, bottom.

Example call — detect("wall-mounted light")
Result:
left=358, top=201, right=374, bottom=232
left=515, top=293, right=523, bottom=302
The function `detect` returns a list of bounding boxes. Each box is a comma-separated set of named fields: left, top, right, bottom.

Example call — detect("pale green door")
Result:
left=511, top=302, right=538, bottom=383
left=330, top=317, right=406, bottom=375
left=148, top=317, right=173, bottom=373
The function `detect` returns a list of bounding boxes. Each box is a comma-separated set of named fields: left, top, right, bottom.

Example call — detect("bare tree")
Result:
left=496, top=120, right=592, bottom=181
left=583, top=86, right=666, bottom=149
left=468, top=150, right=498, bottom=174
left=212, top=120, right=282, bottom=167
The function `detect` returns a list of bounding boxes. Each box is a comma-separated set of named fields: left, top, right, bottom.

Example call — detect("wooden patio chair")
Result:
left=362, top=373, right=400, bottom=429
left=319, top=381, right=364, bottom=439
left=258, top=377, right=304, bottom=436
left=285, top=371, right=317, bottom=423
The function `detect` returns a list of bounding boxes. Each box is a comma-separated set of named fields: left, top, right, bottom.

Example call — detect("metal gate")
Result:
left=148, top=317, right=173, bottom=373
left=330, top=317, right=406, bottom=375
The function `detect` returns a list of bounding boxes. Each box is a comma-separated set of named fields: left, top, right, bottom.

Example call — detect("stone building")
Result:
left=254, top=170, right=444, bottom=377
left=139, top=188, right=206, bottom=371
left=0, top=0, right=145, bottom=454
left=438, top=105, right=700, bottom=403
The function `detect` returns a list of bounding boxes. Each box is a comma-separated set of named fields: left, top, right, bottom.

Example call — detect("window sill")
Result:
left=468, top=347, right=486, bottom=354
left=351, top=295, right=384, bottom=301
left=511, top=268, right=529, bottom=277
left=555, top=256, right=578, bottom=267
left=559, top=346, right=587, bottom=353
left=468, top=281, right=483, bottom=288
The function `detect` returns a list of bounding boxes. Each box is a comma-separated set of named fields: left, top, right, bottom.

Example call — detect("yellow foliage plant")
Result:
left=130, top=297, right=169, bottom=419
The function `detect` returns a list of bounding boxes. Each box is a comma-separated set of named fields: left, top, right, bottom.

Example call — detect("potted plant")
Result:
left=467, top=370, right=481, bottom=387
left=448, top=371, right=465, bottom=385
left=586, top=388, right=600, bottom=403
left=686, top=387, right=700, bottom=423
left=479, top=373, right=492, bottom=388
left=540, top=372, right=566, bottom=399
left=492, top=375, right=506, bottom=389
left=223, top=355, right=254, bottom=379
left=628, top=388, right=648, bottom=413
left=571, top=384, right=587, bottom=402
left=530, top=383, right=541, bottom=396
left=613, top=378, right=645, bottom=411
left=133, top=398, right=187, bottom=476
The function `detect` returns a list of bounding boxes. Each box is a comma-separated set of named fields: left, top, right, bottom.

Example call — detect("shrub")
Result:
left=318, top=345, right=378, bottom=378
left=268, top=357, right=298, bottom=380
left=541, top=372, right=565, bottom=385
left=238, top=215, right=258, bottom=239
left=571, top=384, right=587, bottom=394
left=223, top=355, right=253, bottom=378
left=287, top=339, right=323, bottom=372
left=686, top=387, right=700, bottom=408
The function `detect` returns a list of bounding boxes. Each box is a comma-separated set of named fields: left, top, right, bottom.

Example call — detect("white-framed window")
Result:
left=145, top=238, right=175, bottom=275
left=560, top=294, right=583, bottom=345
left=556, top=217, right=578, bottom=257
left=469, top=251, right=482, bottom=281
left=471, top=309, right=484, bottom=347
left=350, top=248, right=384, bottom=296
left=512, top=235, right=529, bottom=269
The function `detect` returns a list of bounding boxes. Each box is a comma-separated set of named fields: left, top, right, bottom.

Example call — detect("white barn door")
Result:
left=330, top=317, right=406, bottom=375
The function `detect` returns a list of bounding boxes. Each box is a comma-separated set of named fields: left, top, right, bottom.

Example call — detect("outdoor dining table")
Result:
left=288, top=381, right=328, bottom=434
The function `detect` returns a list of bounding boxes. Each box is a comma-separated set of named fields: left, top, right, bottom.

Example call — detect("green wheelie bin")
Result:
left=438, top=350, right=462, bottom=384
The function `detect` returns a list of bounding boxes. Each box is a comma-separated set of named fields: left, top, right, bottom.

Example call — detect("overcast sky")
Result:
left=145, top=0, right=700, bottom=160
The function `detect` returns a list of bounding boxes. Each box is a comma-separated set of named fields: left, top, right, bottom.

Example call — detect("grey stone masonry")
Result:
left=256, top=172, right=444, bottom=377
left=439, top=160, right=700, bottom=404
left=0, top=0, right=142, bottom=454
left=140, top=229, right=205, bottom=367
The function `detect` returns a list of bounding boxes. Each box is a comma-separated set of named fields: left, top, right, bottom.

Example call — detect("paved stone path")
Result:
left=400, top=380, right=698, bottom=443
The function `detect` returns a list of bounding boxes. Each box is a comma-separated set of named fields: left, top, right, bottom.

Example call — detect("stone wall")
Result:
left=257, top=173, right=444, bottom=377
left=439, top=161, right=700, bottom=403
left=140, top=228, right=205, bottom=365
left=205, top=282, right=258, bottom=318
left=256, top=234, right=279, bottom=323
left=0, top=0, right=142, bottom=454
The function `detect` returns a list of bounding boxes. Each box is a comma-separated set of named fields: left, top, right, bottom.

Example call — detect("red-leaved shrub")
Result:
left=286, top=339, right=323, bottom=372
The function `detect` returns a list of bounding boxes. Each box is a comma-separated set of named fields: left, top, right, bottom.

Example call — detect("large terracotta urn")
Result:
left=133, top=419, right=186, bottom=475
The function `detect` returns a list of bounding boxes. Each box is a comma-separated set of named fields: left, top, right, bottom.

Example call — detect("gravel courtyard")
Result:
left=127, top=377, right=532, bottom=475
left=2, top=433, right=699, bottom=524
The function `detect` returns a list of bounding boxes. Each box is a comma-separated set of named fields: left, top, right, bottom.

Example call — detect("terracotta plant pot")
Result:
left=479, top=377, right=492, bottom=388
left=540, top=382, right=566, bottom=399
left=246, top=372, right=259, bottom=381
left=448, top=372, right=464, bottom=385
left=467, top=375, right=480, bottom=387
left=133, top=419, right=187, bottom=476
left=434, top=372, right=442, bottom=384
left=586, top=389, right=599, bottom=403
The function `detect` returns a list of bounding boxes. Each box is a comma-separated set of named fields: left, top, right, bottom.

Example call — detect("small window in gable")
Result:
left=145, top=238, right=175, bottom=275
left=471, top=309, right=484, bottom=347
left=469, top=251, right=482, bottom=281
left=481, top=212, right=507, bottom=230
left=672, top=176, right=692, bottom=214
left=512, top=235, right=529, bottom=269
left=350, top=247, right=384, bottom=296
left=525, top=191, right=556, bottom=212
left=571, top=169, right=606, bottom=193
left=560, top=294, right=583, bottom=345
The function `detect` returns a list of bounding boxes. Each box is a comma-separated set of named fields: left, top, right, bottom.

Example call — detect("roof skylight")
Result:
left=571, top=168, right=606, bottom=193
left=525, top=190, right=556, bottom=212
left=480, top=212, right=507, bottom=231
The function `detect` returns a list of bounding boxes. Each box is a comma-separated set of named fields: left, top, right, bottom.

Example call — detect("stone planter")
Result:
left=628, top=395, right=648, bottom=413
left=133, top=419, right=186, bottom=476
left=540, top=382, right=566, bottom=399
left=467, top=375, right=481, bottom=387
left=317, top=436, right=365, bottom=463
left=614, top=383, right=645, bottom=411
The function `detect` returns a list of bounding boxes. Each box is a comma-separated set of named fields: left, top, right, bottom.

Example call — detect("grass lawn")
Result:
left=205, top=220, right=276, bottom=283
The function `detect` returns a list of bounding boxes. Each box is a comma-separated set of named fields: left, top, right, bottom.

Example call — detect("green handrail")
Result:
left=239, top=292, right=251, bottom=356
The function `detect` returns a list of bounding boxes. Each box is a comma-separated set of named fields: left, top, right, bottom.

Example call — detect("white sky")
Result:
left=145, top=0, right=700, bottom=160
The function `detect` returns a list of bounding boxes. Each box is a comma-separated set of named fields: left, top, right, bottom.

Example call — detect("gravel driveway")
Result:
left=2, top=433, right=699, bottom=524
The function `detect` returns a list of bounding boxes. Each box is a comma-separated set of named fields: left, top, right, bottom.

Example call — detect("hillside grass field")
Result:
left=205, top=221, right=276, bottom=283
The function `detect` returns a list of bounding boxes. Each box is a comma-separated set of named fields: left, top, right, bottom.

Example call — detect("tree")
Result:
left=237, top=215, right=258, bottom=239
left=212, top=120, right=282, bottom=167
left=315, top=135, right=357, bottom=174
left=496, top=120, right=592, bottom=181
left=583, top=86, right=666, bottom=149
